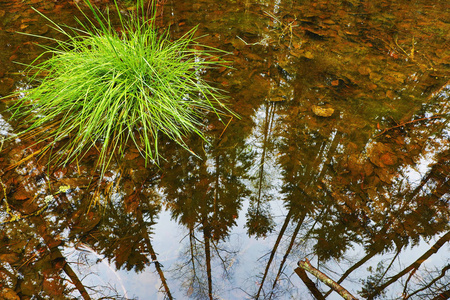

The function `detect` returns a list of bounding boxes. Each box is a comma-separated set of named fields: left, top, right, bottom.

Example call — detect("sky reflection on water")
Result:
left=0, top=0, right=449, bottom=299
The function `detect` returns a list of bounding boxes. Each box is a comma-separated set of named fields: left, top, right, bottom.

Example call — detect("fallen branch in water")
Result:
left=294, top=266, right=326, bottom=300
left=297, top=259, right=358, bottom=300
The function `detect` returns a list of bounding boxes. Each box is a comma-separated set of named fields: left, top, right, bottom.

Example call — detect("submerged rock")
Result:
left=312, top=105, right=335, bottom=117
left=0, top=288, right=20, bottom=300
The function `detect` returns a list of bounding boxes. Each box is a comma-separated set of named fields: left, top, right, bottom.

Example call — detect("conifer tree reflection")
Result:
left=0, top=199, right=94, bottom=299
left=253, top=104, right=344, bottom=298
left=245, top=102, right=279, bottom=239
left=161, top=131, right=251, bottom=299
left=82, top=176, right=175, bottom=298
left=86, top=191, right=159, bottom=272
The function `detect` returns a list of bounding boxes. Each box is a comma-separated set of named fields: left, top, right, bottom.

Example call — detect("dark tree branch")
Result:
left=368, top=231, right=450, bottom=299
left=405, top=264, right=450, bottom=299
left=432, top=289, right=450, bottom=300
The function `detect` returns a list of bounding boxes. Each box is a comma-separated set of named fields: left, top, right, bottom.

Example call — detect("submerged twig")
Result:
left=219, top=116, right=233, bottom=139
left=375, top=115, right=443, bottom=138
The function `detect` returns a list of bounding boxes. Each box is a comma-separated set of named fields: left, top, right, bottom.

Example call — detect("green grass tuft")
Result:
left=10, top=0, right=234, bottom=174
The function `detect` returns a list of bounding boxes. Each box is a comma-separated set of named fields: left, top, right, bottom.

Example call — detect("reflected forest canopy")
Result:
left=0, top=0, right=449, bottom=299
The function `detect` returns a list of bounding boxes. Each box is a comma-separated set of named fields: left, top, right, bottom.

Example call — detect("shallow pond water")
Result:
left=0, top=0, right=449, bottom=299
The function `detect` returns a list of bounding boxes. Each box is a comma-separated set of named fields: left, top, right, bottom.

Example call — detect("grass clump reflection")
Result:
left=11, top=0, right=232, bottom=173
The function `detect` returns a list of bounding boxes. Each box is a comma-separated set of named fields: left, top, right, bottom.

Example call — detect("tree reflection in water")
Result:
left=160, top=122, right=251, bottom=299
left=0, top=0, right=449, bottom=299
